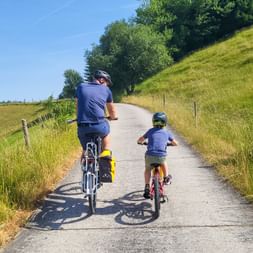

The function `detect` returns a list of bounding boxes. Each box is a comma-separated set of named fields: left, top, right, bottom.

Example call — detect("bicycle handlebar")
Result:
left=138, top=141, right=173, bottom=146
left=67, top=117, right=118, bottom=124
left=67, top=119, right=77, bottom=124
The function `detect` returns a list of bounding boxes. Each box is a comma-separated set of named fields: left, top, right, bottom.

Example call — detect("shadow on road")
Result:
left=26, top=183, right=157, bottom=230
left=97, top=191, right=157, bottom=225
left=26, top=182, right=91, bottom=230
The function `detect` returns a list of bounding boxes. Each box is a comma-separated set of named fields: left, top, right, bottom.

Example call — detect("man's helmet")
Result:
left=94, top=70, right=112, bottom=85
left=152, top=112, right=167, bottom=127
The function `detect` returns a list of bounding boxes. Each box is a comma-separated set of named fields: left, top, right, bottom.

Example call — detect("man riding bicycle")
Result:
left=75, top=70, right=117, bottom=161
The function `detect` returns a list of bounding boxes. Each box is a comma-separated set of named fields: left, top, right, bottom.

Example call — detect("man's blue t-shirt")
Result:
left=76, top=82, right=113, bottom=123
left=144, top=127, right=174, bottom=157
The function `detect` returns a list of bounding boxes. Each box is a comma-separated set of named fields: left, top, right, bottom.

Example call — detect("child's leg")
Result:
left=161, top=162, right=172, bottom=184
left=144, top=169, right=151, bottom=185
left=143, top=169, right=151, bottom=198
left=143, top=156, right=152, bottom=198
left=161, top=162, right=168, bottom=177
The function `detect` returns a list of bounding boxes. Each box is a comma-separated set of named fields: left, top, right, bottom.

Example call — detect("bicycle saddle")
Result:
left=86, top=132, right=101, bottom=138
left=150, top=163, right=162, bottom=168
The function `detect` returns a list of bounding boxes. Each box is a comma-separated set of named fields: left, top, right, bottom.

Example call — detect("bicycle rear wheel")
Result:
left=88, top=193, right=96, bottom=214
left=153, top=177, right=160, bottom=218
left=88, top=172, right=97, bottom=214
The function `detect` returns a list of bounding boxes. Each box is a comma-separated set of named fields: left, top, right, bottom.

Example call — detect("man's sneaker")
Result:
left=163, top=175, right=172, bottom=185
left=143, top=185, right=150, bottom=199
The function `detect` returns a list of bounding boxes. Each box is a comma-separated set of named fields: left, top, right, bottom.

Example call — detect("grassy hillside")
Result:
left=0, top=101, right=80, bottom=246
left=123, top=26, right=253, bottom=197
left=0, top=103, right=46, bottom=138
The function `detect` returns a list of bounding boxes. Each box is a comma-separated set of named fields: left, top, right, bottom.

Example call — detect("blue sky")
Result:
left=0, top=0, right=140, bottom=101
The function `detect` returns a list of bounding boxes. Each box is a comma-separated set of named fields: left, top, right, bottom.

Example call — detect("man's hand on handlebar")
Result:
left=107, top=116, right=118, bottom=121
left=137, top=141, right=148, bottom=145
left=67, top=119, right=77, bottom=124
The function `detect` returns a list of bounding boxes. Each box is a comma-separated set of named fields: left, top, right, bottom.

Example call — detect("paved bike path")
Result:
left=2, top=103, right=253, bottom=253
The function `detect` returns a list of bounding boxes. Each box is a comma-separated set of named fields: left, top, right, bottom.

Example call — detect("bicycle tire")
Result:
left=154, top=176, right=160, bottom=218
left=88, top=193, right=96, bottom=214
left=88, top=171, right=97, bottom=214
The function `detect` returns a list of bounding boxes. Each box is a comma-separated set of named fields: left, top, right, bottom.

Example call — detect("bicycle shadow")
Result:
left=26, top=182, right=91, bottom=230
left=96, top=191, right=157, bottom=225
left=26, top=183, right=157, bottom=230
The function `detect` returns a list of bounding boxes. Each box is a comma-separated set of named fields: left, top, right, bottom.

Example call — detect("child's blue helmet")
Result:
left=152, top=112, right=167, bottom=127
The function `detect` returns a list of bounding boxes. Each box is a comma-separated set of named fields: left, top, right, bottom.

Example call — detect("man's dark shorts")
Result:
left=77, top=121, right=110, bottom=149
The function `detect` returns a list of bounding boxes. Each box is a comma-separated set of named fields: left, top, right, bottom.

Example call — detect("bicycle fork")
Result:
left=83, top=171, right=97, bottom=196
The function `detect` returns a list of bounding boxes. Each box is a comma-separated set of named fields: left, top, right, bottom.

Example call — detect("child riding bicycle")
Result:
left=137, top=112, right=177, bottom=199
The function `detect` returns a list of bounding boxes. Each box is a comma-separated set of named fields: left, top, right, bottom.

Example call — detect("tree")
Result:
left=85, top=21, right=173, bottom=95
left=59, top=69, right=83, bottom=99
left=83, top=64, right=91, bottom=82
left=136, top=0, right=253, bottom=60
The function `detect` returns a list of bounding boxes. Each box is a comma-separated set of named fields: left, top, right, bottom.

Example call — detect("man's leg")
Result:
left=102, top=134, right=110, bottom=150
left=78, top=126, right=87, bottom=163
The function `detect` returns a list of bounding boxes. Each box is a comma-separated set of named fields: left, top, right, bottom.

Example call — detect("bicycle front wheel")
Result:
left=154, top=177, right=160, bottom=218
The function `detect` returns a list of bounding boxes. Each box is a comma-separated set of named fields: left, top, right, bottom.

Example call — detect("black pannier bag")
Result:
left=99, top=150, right=115, bottom=183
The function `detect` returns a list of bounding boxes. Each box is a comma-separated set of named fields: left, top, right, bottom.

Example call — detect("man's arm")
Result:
left=106, top=102, right=117, bottom=119
left=75, top=98, right=78, bottom=118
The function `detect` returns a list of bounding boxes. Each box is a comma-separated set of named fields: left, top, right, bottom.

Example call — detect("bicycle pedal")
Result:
left=160, top=197, right=166, bottom=203
left=97, top=182, right=103, bottom=188
left=161, top=195, right=169, bottom=203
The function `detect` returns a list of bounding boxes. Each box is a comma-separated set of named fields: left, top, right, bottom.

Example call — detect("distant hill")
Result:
left=123, top=26, right=253, bottom=196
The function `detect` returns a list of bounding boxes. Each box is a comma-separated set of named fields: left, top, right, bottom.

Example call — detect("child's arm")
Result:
left=168, top=131, right=178, bottom=146
left=137, top=136, right=145, bottom=144
left=169, top=139, right=178, bottom=146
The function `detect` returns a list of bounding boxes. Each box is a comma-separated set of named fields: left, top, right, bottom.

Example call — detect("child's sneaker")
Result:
left=143, top=185, right=150, bottom=199
left=163, top=174, right=172, bottom=185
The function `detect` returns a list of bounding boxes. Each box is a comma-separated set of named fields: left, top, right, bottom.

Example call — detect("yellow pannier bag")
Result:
left=99, top=149, right=116, bottom=183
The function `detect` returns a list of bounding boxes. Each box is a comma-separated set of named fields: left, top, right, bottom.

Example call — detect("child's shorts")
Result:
left=145, top=154, right=166, bottom=170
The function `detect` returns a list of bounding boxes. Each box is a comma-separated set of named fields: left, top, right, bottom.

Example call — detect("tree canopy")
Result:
left=60, top=0, right=253, bottom=97
left=85, top=21, right=172, bottom=94
left=136, top=0, right=253, bottom=59
left=59, top=69, right=83, bottom=99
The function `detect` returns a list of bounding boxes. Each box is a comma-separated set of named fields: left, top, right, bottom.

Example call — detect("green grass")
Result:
left=0, top=121, right=80, bottom=224
left=0, top=103, right=46, bottom=139
left=0, top=101, right=79, bottom=245
left=123, top=26, right=253, bottom=198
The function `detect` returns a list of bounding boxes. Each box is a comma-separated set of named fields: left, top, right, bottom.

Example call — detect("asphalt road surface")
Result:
left=2, top=104, right=253, bottom=253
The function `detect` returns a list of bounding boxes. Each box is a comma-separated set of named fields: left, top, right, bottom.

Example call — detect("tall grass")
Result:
left=0, top=100, right=80, bottom=246
left=123, top=26, right=253, bottom=198
left=0, top=122, right=79, bottom=221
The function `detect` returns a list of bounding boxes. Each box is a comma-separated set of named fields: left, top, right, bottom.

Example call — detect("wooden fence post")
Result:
left=193, top=101, right=198, bottom=128
left=21, top=119, right=30, bottom=148
left=163, top=94, right=166, bottom=108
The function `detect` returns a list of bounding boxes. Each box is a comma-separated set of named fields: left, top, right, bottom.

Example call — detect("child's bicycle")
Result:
left=139, top=142, right=173, bottom=218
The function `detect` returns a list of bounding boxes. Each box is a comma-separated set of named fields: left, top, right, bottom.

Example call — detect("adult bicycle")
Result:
left=68, top=117, right=117, bottom=214
left=82, top=133, right=102, bottom=214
